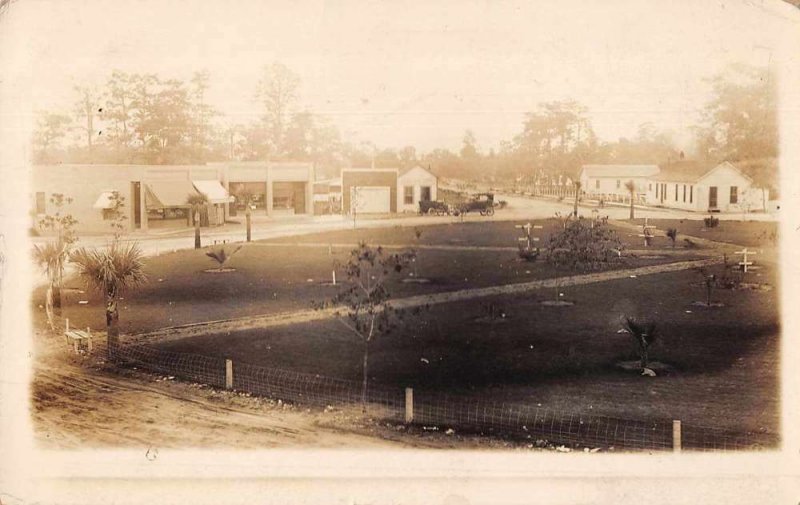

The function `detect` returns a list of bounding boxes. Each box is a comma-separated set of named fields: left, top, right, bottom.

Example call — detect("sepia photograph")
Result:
left=1, top=0, right=799, bottom=503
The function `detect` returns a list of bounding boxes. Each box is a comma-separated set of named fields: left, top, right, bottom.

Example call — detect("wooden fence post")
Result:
left=405, top=387, right=414, bottom=423
left=225, top=359, right=233, bottom=390
left=673, top=420, right=682, bottom=453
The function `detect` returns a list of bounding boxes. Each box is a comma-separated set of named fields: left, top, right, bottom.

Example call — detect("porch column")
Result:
left=139, top=180, right=148, bottom=232
left=266, top=165, right=273, bottom=217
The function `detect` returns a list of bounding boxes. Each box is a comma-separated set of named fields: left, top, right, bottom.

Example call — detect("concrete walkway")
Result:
left=126, top=256, right=721, bottom=346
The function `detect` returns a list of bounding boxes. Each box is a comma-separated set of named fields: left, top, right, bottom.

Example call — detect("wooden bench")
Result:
left=64, top=318, right=93, bottom=353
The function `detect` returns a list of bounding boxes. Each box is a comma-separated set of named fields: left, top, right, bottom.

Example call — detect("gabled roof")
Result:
left=652, top=161, right=716, bottom=183
left=579, top=164, right=660, bottom=178
left=399, top=165, right=437, bottom=179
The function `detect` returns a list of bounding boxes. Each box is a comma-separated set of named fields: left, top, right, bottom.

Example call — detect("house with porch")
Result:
left=646, top=160, right=768, bottom=213
left=578, top=164, right=659, bottom=203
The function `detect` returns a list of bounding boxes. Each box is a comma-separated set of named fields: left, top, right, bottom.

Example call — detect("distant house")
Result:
left=341, top=168, right=399, bottom=214
left=397, top=165, right=438, bottom=213
left=578, top=164, right=660, bottom=201
left=646, top=160, right=769, bottom=213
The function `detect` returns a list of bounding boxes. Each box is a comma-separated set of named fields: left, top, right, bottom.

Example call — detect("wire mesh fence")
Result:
left=113, top=343, right=227, bottom=389
left=110, top=342, right=778, bottom=452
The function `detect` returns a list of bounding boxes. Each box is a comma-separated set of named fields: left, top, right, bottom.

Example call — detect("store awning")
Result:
left=145, top=180, right=198, bottom=209
left=92, top=191, right=116, bottom=209
left=192, top=180, right=235, bottom=204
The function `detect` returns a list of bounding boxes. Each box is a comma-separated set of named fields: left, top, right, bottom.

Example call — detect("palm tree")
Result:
left=70, top=242, right=146, bottom=356
left=186, top=193, right=209, bottom=249
left=32, top=238, right=70, bottom=330
left=624, top=180, right=636, bottom=220
left=622, top=317, right=657, bottom=370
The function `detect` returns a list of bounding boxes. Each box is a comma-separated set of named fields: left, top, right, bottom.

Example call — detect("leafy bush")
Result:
left=666, top=228, right=678, bottom=247
left=517, top=245, right=540, bottom=262
left=704, top=215, right=720, bottom=228
left=545, top=219, right=624, bottom=271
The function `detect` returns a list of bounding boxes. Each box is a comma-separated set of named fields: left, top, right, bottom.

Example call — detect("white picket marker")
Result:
left=734, top=247, right=757, bottom=273
left=638, top=217, right=657, bottom=247
left=515, top=222, right=543, bottom=251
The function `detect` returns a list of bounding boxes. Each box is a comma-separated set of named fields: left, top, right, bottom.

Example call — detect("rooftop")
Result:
left=580, top=164, right=660, bottom=178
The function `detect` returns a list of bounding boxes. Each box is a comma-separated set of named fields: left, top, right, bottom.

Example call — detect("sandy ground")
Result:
left=31, top=332, right=400, bottom=449
left=31, top=328, right=558, bottom=451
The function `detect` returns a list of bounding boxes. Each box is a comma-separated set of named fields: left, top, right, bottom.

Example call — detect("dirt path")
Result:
left=31, top=341, right=402, bottom=449
left=127, top=257, right=722, bottom=345
left=250, top=240, right=715, bottom=257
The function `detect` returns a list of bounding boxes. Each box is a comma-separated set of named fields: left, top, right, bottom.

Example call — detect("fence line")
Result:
left=111, top=342, right=778, bottom=452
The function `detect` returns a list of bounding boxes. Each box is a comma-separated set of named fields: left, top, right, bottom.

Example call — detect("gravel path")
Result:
left=127, top=257, right=722, bottom=345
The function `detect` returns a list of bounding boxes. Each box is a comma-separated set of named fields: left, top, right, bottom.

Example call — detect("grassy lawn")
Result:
left=629, top=218, right=778, bottom=248
left=154, top=263, right=779, bottom=434
left=43, top=222, right=701, bottom=334
left=265, top=217, right=714, bottom=250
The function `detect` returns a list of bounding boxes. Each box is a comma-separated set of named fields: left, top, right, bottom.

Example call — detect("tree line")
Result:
left=33, top=63, right=777, bottom=187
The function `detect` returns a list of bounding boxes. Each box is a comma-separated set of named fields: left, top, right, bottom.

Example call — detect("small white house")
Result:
left=397, top=165, right=438, bottom=213
left=646, top=161, right=769, bottom=213
left=578, top=165, right=659, bottom=201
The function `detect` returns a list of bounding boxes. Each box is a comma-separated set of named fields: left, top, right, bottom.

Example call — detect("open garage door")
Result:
left=351, top=186, right=391, bottom=213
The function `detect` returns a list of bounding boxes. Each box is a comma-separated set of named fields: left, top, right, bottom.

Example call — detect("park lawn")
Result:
left=40, top=233, right=699, bottom=335
left=154, top=263, right=780, bottom=435
left=263, top=218, right=672, bottom=250
left=629, top=218, right=778, bottom=248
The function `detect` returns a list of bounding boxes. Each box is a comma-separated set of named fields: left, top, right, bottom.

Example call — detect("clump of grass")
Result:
left=206, top=245, right=243, bottom=271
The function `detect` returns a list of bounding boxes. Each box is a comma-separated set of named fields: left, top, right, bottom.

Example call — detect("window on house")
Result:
left=655, top=184, right=659, bottom=198
left=403, top=186, right=414, bottom=205
left=730, top=186, right=738, bottom=204
left=616, top=180, right=620, bottom=189
left=690, top=185, right=693, bottom=203
left=683, top=185, right=686, bottom=202
left=420, top=186, right=431, bottom=202
left=595, top=179, right=600, bottom=189
left=649, top=183, right=652, bottom=191
left=102, top=208, right=118, bottom=220
left=675, top=184, right=678, bottom=201
left=35, top=192, right=46, bottom=214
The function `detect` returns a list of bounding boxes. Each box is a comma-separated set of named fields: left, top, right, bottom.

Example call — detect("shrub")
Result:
left=517, top=245, right=540, bottom=262
left=545, top=219, right=624, bottom=271
left=666, top=228, right=678, bottom=247
left=703, top=215, right=720, bottom=228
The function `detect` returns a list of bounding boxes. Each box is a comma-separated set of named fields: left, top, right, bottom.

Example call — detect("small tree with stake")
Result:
left=573, top=180, right=582, bottom=217
left=318, top=243, right=414, bottom=412
left=234, top=189, right=254, bottom=242
left=187, top=193, right=210, bottom=249
left=624, top=180, right=636, bottom=220
left=35, top=193, right=79, bottom=316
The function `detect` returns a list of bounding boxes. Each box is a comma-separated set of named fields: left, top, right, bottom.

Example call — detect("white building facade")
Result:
left=578, top=165, right=659, bottom=202
left=397, top=165, right=438, bottom=213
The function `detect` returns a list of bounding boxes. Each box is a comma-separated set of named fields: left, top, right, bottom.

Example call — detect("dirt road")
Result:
left=31, top=334, right=402, bottom=449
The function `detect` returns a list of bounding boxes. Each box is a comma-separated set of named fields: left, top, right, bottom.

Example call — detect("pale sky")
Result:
left=4, top=0, right=797, bottom=153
